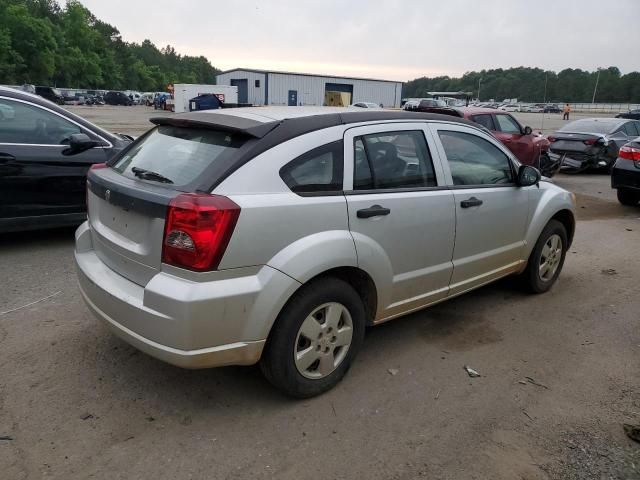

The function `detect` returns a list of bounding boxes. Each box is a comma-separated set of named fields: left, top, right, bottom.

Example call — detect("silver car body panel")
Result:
left=74, top=109, right=576, bottom=369
left=342, top=123, right=455, bottom=320
left=428, top=123, right=529, bottom=294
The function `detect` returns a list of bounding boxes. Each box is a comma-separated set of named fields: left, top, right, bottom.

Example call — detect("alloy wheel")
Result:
left=294, top=302, right=353, bottom=379
left=539, top=234, right=563, bottom=282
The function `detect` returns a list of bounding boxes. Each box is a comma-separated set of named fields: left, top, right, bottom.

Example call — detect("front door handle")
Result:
left=357, top=205, right=391, bottom=218
left=460, top=197, right=483, bottom=208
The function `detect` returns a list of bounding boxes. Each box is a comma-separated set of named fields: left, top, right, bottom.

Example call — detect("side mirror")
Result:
left=517, top=164, right=541, bottom=187
left=63, top=133, right=99, bottom=156
left=523, top=126, right=533, bottom=135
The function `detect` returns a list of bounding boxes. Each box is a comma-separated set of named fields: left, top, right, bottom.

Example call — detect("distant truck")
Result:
left=167, top=84, right=238, bottom=113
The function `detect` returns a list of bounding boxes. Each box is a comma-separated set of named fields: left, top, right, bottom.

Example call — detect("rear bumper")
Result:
left=78, top=278, right=265, bottom=368
left=611, top=162, right=640, bottom=191
left=74, top=222, right=299, bottom=369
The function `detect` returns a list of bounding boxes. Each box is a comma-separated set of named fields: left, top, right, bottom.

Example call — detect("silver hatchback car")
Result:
left=75, top=107, right=576, bottom=397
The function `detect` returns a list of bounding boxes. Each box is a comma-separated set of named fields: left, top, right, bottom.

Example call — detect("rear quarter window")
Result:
left=279, top=140, right=343, bottom=195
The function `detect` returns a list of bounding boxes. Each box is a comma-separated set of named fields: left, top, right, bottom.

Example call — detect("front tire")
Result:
left=260, top=277, right=366, bottom=398
left=523, top=220, right=568, bottom=293
left=617, top=188, right=640, bottom=206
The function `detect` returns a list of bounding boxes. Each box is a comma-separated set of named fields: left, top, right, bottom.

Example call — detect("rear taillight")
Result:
left=89, top=162, right=107, bottom=170
left=162, top=193, right=240, bottom=272
left=619, top=145, right=640, bottom=161
left=547, top=136, right=557, bottom=143
left=583, top=139, right=597, bottom=145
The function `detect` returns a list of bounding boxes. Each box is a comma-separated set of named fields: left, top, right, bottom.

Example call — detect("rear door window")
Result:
left=113, top=126, right=248, bottom=186
left=622, top=122, right=639, bottom=137
left=354, top=130, right=436, bottom=190
left=494, top=114, right=522, bottom=134
left=279, top=140, right=343, bottom=195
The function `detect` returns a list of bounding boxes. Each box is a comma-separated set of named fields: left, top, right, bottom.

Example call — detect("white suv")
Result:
left=75, top=107, right=576, bottom=397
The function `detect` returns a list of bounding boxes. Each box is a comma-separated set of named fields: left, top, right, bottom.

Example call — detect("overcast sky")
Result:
left=79, top=0, right=639, bottom=81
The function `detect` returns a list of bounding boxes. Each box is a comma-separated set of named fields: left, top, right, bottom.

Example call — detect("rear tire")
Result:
left=523, top=220, right=568, bottom=294
left=617, top=188, right=640, bottom=206
left=260, top=277, right=366, bottom=398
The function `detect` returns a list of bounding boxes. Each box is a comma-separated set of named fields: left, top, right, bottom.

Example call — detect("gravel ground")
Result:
left=0, top=106, right=638, bottom=479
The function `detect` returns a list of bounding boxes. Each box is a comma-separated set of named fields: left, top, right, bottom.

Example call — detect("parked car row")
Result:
left=471, top=102, right=561, bottom=113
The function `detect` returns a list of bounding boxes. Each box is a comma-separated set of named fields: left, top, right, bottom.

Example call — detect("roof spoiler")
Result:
left=150, top=112, right=280, bottom=138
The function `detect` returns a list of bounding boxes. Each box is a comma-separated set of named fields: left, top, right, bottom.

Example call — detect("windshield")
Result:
left=112, top=126, right=248, bottom=186
left=559, top=120, right=616, bottom=134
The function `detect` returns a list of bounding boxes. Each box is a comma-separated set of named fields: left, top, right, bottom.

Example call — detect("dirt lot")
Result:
left=1, top=107, right=639, bottom=479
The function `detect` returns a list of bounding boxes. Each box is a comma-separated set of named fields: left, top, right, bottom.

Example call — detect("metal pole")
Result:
left=592, top=69, right=601, bottom=104
left=541, top=72, right=548, bottom=133
left=478, top=77, right=482, bottom=101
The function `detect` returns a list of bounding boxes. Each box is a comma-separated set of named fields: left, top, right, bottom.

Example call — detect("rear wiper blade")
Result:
left=131, top=167, right=174, bottom=184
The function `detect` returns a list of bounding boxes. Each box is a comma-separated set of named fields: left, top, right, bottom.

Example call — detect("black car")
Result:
left=104, top=91, right=133, bottom=106
left=35, top=86, right=64, bottom=105
left=0, top=86, right=132, bottom=232
left=543, top=104, right=561, bottom=113
left=616, top=109, right=640, bottom=120
left=549, top=118, right=640, bottom=173
left=413, top=98, right=448, bottom=112
left=611, top=136, right=640, bottom=206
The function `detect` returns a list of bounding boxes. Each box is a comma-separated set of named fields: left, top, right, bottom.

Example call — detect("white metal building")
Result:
left=216, top=68, right=403, bottom=108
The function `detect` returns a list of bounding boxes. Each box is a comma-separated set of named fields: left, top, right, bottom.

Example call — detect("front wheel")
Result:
left=260, top=277, right=366, bottom=398
left=522, top=220, right=568, bottom=293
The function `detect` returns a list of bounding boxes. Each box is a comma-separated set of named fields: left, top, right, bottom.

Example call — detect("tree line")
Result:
left=0, top=0, right=220, bottom=91
left=404, top=66, right=640, bottom=104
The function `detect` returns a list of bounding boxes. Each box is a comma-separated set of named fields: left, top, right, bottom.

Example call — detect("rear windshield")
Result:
left=559, top=120, right=615, bottom=134
left=112, top=125, right=248, bottom=186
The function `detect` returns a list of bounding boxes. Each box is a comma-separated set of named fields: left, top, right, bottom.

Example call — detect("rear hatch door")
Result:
left=87, top=122, right=255, bottom=286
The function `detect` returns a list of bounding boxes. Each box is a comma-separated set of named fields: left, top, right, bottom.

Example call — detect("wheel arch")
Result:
left=550, top=209, right=575, bottom=248
left=303, top=267, right=378, bottom=326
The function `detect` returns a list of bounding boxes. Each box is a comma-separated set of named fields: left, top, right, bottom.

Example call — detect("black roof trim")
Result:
left=172, top=110, right=477, bottom=192
left=217, top=68, right=402, bottom=85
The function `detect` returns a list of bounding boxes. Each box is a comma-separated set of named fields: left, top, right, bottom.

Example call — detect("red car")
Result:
left=415, top=106, right=557, bottom=176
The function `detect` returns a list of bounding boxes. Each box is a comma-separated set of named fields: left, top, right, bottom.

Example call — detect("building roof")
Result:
left=217, top=68, right=402, bottom=85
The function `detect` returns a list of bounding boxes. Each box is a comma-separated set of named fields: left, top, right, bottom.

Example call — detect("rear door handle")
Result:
left=357, top=205, right=391, bottom=218
left=460, top=197, right=483, bottom=208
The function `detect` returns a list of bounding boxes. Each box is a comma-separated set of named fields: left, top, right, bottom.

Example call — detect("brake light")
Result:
left=619, top=145, right=640, bottom=161
left=89, top=162, right=107, bottom=170
left=162, top=193, right=240, bottom=271
left=583, top=139, right=597, bottom=145
left=547, top=136, right=557, bottom=143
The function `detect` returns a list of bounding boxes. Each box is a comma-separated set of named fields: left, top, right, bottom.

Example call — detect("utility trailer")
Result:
left=166, top=84, right=238, bottom=113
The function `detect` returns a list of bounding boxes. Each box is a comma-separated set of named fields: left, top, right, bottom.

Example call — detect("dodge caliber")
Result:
left=75, top=108, right=576, bottom=397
